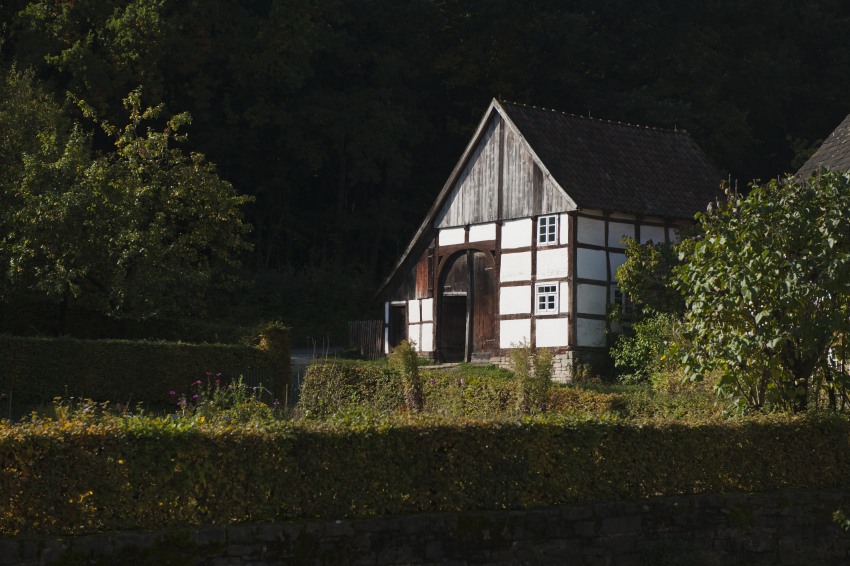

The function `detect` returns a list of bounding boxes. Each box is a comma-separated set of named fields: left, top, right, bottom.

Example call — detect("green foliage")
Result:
left=616, top=237, right=685, bottom=315
left=297, top=362, right=404, bottom=419
left=0, top=327, right=290, bottom=408
left=388, top=340, right=423, bottom=412
left=0, top=65, right=251, bottom=327
left=3, top=411, right=850, bottom=536
left=510, top=345, right=552, bottom=415
left=611, top=313, right=684, bottom=384
left=675, top=171, right=850, bottom=413
left=421, top=368, right=517, bottom=418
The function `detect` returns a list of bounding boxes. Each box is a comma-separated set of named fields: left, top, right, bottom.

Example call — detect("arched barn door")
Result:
left=437, top=249, right=497, bottom=362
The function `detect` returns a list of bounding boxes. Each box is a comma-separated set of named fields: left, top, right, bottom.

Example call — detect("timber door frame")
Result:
left=434, top=246, right=497, bottom=362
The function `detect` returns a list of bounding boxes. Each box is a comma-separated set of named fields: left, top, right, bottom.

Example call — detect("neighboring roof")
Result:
left=797, top=113, right=850, bottom=178
left=377, top=99, right=721, bottom=297
left=499, top=101, right=720, bottom=219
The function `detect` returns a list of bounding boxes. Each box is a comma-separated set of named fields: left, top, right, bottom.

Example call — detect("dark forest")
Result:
left=2, top=0, right=850, bottom=341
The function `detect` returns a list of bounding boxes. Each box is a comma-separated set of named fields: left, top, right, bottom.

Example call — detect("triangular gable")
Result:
left=377, top=100, right=576, bottom=296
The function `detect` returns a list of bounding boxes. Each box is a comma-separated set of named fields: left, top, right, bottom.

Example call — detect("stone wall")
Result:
left=490, top=349, right=611, bottom=382
left=4, top=490, right=850, bottom=565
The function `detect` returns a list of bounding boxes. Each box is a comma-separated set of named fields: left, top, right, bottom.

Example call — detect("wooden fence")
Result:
left=348, top=320, right=384, bottom=360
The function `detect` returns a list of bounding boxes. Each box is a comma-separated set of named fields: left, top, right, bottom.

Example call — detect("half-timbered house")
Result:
left=377, top=99, right=720, bottom=379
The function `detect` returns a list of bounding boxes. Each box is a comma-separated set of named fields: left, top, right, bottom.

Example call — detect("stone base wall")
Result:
left=490, top=349, right=612, bottom=382
left=7, top=490, right=850, bottom=565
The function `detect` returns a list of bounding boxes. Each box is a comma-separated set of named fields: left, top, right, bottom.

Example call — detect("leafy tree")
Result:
left=674, top=172, right=850, bottom=412
left=0, top=69, right=251, bottom=331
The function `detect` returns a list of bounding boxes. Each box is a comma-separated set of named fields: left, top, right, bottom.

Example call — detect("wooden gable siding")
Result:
left=435, top=118, right=500, bottom=228
left=435, top=114, right=573, bottom=230
left=501, top=123, right=572, bottom=219
left=383, top=240, right=434, bottom=301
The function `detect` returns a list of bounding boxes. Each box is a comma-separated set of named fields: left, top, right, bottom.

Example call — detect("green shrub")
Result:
left=422, top=367, right=517, bottom=418
left=611, top=312, right=683, bottom=384
left=0, top=322, right=290, bottom=408
left=298, top=362, right=404, bottom=418
left=388, top=340, right=423, bottom=412
left=3, top=412, right=850, bottom=536
left=511, top=345, right=552, bottom=414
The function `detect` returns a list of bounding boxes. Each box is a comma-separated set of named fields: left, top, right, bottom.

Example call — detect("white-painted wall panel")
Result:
left=408, top=323, right=421, bottom=350
left=421, top=298, right=434, bottom=322
left=468, top=223, right=496, bottom=242
left=500, top=251, right=532, bottom=282
left=536, top=317, right=568, bottom=347
left=439, top=227, right=465, bottom=246
left=384, top=302, right=390, bottom=323
left=502, top=218, right=532, bottom=249
left=577, top=284, right=608, bottom=315
left=407, top=300, right=421, bottom=323
left=536, top=248, right=569, bottom=279
left=384, top=327, right=389, bottom=354
left=577, top=216, right=606, bottom=246
left=609, top=253, right=627, bottom=281
left=576, top=318, right=607, bottom=347
left=576, top=248, right=607, bottom=281
left=559, top=214, right=569, bottom=245
left=420, top=323, right=434, bottom=352
left=608, top=222, right=635, bottom=248
left=500, top=318, right=531, bottom=348
left=640, top=225, right=666, bottom=244
left=500, top=285, right=531, bottom=315
left=559, top=282, right=570, bottom=314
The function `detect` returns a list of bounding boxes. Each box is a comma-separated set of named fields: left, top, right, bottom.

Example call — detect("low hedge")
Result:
left=300, top=362, right=634, bottom=419
left=0, top=323, right=290, bottom=407
left=2, top=413, right=849, bottom=535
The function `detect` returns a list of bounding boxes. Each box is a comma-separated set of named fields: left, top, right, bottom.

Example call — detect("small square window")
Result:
left=538, top=215, right=558, bottom=245
left=612, top=285, right=636, bottom=317
left=536, top=283, right=558, bottom=314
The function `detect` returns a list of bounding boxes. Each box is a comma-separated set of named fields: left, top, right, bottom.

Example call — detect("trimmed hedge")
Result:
left=0, top=323, right=290, bottom=406
left=2, top=413, right=850, bottom=535
left=300, top=362, right=634, bottom=419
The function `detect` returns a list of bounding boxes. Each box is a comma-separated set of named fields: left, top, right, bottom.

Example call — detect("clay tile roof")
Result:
left=797, top=113, right=850, bottom=178
left=499, top=101, right=721, bottom=218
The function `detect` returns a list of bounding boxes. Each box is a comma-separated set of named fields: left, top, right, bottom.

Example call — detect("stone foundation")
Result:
left=489, top=349, right=613, bottom=382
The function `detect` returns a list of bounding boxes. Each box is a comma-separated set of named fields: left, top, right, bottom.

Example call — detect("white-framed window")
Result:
left=535, top=283, right=559, bottom=314
left=538, top=215, right=558, bottom=245
left=612, top=285, right=636, bottom=318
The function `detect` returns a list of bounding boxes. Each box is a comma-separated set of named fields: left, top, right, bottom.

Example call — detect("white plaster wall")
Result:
left=384, top=327, right=389, bottom=354
left=500, top=285, right=532, bottom=315
left=559, top=281, right=570, bottom=314
left=577, top=284, right=608, bottom=315
left=576, top=318, right=607, bottom=347
left=609, top=253, right=627, bottom=281
left=577, top=216, right=606, bottom=246
left=500, top=318, right=531, bottom=348
left=576, top=248, right=607, bottom=281
left=421, top=298, right=434, bottom=322
left=608, top=222, right=635, bottom=248
left=640, top=225, right=666, bottom=244
left=536, top=317, right=568, bottom=347
left=439, top=226, right=465, bottom=246
left=468, top=222, right=496, bottom=242
left=669, top=228, right=681, bottom=243
left=408, top=323, right=421, bottom=350
left=408, top=299, right=421, bottom=323
left=500, top=251, right=532, bottom=282
left=420, top=323, right=434, bottom=352
left=502, top=218, right=532, bottom=249
left=536, top=248, right=569, bottom=279
left=559, top=214, right=569, bottom=245
left=384, top=302, right=390, bottom=323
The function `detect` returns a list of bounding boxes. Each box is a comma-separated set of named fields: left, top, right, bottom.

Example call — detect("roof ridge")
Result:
left=498, top=99, right=689, bottom=135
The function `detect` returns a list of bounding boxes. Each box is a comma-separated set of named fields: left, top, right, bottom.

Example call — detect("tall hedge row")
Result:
left=0, top=323, right=290, bottom=406
left=2, top=414, right=849, bottom=535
